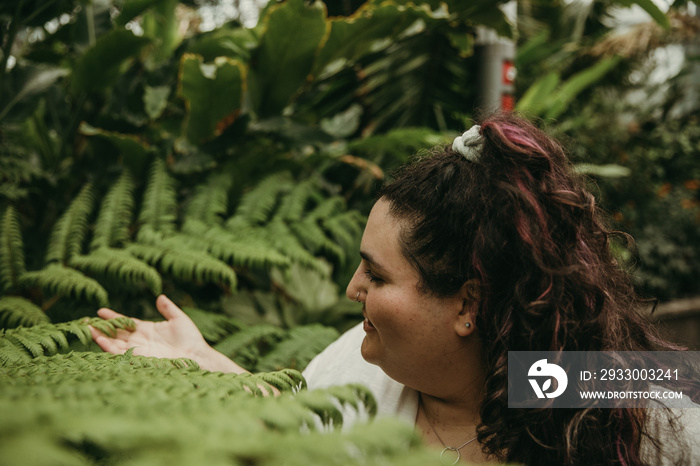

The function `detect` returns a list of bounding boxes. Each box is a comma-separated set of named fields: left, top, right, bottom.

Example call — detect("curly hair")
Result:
left=377, top=112, right=695, bottom=465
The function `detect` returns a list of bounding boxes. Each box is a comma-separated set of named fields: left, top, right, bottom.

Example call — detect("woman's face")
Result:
left=346, top=199, right=473, bottom=392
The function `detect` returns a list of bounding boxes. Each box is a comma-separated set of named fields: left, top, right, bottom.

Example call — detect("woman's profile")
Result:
left=92, top=112, right=700, bottom=465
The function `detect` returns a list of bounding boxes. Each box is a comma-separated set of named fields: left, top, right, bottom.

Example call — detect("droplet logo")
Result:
left=528, top=359, right=568, bottom=398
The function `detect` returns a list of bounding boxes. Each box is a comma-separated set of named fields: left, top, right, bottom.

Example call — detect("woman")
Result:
left=92, top=113, right=700, bottom=464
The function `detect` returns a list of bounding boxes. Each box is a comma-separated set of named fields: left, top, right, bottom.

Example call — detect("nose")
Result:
left=346, top=262, right=364, bottom=302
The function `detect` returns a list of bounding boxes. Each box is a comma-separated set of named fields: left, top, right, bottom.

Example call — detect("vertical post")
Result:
left=475, top=1, right=517, bottom=113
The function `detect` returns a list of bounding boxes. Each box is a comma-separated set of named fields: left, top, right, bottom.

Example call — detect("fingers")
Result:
left=156, top=294, right=185, bottom=321
left=96, top=308, right=128, bottom=320
left=89, top=325, right=129, bottom=355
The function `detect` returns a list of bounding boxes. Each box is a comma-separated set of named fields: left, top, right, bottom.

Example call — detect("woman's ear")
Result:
left=455, top=279, right=480, bottom=336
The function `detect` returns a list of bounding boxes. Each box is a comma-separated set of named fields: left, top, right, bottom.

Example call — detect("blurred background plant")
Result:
left=1, top=0, right=699, bottom=462
left=0, top=0, right=697, bottom=350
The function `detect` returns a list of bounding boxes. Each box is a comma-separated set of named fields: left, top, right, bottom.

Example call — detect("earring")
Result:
left=465, top=322, right=471, bottom=328
left=356, top=291, right=361, bottom=302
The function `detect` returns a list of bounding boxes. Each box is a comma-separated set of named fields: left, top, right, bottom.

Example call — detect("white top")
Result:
left=303, top=322, right=700, bottom=464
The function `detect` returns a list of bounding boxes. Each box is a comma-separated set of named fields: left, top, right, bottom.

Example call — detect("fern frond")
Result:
left=181, top=306, right=241, bottom=343
left=323, top=210, right=365, bottom=249
left=138, top=158, right=177, bottom=236
left=213, top=324, right=285, bottom=369
left=0, top=317, right=135, bottom=366
left=70, top=248, right=162, bottom=296
left=127, top=242, right=237, bottom=291
left=256, top=324, right=339, bottom=372
left=90, top=170, right=135, bottom=250
left=0, top=206, right=26, bottom=292
left=306, top=196, right=345, bottom=221
left=45, top=183, right=94, bottom=265
left=0, top=296, right=49, bottom=328
left=184, top=172, right=232, bottom=225
left=18, top=264, right=109, bottom=307
left=185, top=220, right=291, bottom=269
left=277, top=178, right=319, bottom=222
left=290, top=216, right=346, bottom=263
left=231, top=171, right=293, bottom=225
left=266, top=218, right=327, bottom=275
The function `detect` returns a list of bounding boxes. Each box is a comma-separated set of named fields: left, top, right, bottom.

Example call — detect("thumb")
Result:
left=156, top=295, right=186, bottom=321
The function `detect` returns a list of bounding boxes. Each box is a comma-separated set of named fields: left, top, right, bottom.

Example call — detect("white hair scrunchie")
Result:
left=452, top=125, right=483, bottom=162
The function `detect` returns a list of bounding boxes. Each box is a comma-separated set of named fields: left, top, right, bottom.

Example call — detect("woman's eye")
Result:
left=364, top=269, right=384, bottom=284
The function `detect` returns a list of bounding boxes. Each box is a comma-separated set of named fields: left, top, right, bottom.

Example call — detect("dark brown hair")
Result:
left=378, top=112, right=695, bottom=465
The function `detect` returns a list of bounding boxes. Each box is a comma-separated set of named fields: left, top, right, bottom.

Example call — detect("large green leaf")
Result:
left=141, top=0, right=181, bottom=66
left=179, top=54, right=246, bottom=143
left=313, top=2, right=445, bottom=80
left=632, top=0, right=670, bottom=29
left=114, top=0, right=170, bottom=26
left=71, top=29, right=151, bottom=94
left=515, top=71, right=560, bottom=116
left=249, top=0, right=328, bottom=117
left=545, top=56, right=622, bottom=119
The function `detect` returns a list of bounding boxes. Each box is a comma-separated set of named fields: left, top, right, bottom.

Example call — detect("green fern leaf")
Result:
left=18, top=264, right=110, bottom=307
left=266, top=218, right=327, bottom=275
left=181, top=306, right=241, bottom=343
left=185, top=220, right=291, bottom=269
left=277, top=178, right=319, bottom=222
left=0, top=334, right=31, bottom=365
left=127, top=242, right=237, bottom=291
left=322, top=210, right=365, bottom=249
left=0, top=317, right=134, bottom=366
left=290, top=216, right=346, bottom=263
left=45, top=183, right=94, bottom=265
left=70, top=248, right=162, bottom=296
left=138, top=158, right=177, bottom=236
left=214, top=324, right=285, bottom=369
left=256, top=324, right=339, bottom=371
left=91, top=170, right=135, bottom=250
left=0, top=207, right=26, bottom=292
left=231, top=171, right=293, bottom=225
left=184, top=172, right=232, bottom=225
left=0, top=296, right=49, bottom=328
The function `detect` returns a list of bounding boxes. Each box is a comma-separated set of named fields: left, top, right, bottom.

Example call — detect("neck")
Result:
left=419, top=389, right=481, bottom=428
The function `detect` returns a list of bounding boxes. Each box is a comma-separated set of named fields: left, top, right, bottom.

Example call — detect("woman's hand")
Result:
left=90, top=295, right=248, bottom=374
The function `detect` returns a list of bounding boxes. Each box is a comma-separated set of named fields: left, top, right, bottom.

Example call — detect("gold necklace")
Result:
left=419, top=394, right=478, bottom=465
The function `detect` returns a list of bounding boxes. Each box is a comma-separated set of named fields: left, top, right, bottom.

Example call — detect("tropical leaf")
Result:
left=179, top=54, right=246, bottom=142
left=249, top=0, right=328, bottom=117
left=71, top=28, right=151, bottom=93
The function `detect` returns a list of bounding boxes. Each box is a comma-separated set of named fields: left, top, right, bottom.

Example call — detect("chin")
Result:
left=360, top=337, right=381, bottom=365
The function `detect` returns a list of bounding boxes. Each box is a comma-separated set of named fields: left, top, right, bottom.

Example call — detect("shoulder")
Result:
left=642, top=395, right=700, bottom=464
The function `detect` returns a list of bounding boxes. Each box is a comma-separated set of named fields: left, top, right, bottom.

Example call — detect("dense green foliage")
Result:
left=0, top=0, right=698, bottom=463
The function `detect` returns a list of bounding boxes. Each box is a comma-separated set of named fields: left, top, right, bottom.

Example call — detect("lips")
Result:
left=362, top=312, right=375, bottom=331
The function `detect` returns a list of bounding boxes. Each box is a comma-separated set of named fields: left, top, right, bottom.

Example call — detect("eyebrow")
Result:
left=359, top=250, right=388, bottom=274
